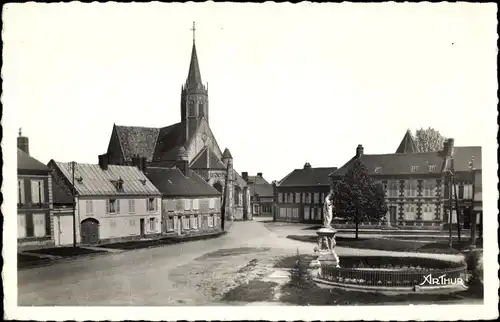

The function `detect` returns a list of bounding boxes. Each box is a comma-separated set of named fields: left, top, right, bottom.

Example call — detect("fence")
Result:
left=319, top=264, right=468, bottom=288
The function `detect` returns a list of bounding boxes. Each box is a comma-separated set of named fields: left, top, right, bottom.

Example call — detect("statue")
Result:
left=323, top=192, right=334, bottom=228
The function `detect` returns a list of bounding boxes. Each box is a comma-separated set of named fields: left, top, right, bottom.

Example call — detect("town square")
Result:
left=3, top=2, right=498, bottom=321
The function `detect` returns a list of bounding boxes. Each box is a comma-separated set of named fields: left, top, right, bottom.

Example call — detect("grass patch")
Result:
left=287, top=235, right=462, bottom=254
left=221, top=279, right=278, bottom=302
left=198, top=247, right=271, bottom=260
left=25, top=247, right=106, bottom=257
left=17, top=254, right=52, bottom=268
left=280, top=282, right=482, bottom=305
left=274, top=254, right=317, bottom=269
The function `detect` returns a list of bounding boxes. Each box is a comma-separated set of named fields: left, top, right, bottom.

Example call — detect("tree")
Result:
left=332, top=159, right=388, bottom=239
left=289, top=249, right=312, bottom=289
left=414, top=127, right=446, bottom=152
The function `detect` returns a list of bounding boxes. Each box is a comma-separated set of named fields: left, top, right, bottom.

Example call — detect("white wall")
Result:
left=76, top=195, right=162, bottom=242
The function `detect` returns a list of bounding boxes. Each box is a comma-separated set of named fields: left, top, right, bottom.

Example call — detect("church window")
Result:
left=188, top=102, right=195, bottom=117
left=198, top=103, right=204, bottom=117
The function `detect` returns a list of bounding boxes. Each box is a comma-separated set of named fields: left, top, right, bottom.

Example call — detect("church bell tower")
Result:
left=181, top=21, right=209, bottom=143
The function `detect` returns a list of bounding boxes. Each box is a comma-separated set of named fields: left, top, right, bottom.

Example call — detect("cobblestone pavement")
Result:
left=17, top=218, right=464, bottom=306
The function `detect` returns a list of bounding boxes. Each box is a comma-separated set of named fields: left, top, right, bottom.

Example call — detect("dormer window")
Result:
left=428, top=165, right=436, bottom=172
left=76, top=176, right=83, bottom=184
left=374, top=167, right=382, bottom=174
left=410, top=166, right=419, bottom=173
left=112, top=179, right=124, bottom=192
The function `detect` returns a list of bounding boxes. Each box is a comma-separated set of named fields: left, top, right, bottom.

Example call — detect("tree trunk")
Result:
left=355, top=217, right=359, bottom=240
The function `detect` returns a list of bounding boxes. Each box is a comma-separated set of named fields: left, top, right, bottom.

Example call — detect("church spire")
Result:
left=186, top=21, right=203, bottom=89
left=396, top=129, right=418, bottom=153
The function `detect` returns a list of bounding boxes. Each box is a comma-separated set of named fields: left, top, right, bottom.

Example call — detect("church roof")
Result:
left=222, top=148, right=232, bottom=159
left=278, top=166, right=337, bottom=187
left=190, top=146, right=226, bottom=170
left=185, top=43, right=203, bottom=90
left=17, top=148, right=50, bottom=174
left=396, top=130, right=418, bottom=153
left=115, top=125, right=160, bottom=162
left=144, top=167, right=221, bottom=197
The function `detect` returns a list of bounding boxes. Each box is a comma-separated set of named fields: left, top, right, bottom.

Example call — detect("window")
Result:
left=190, top=216, right=198, bottom=229
left=314, top=193, right=319, bottom=204
left=458, top=185, right=464, bottom=199
left=278, top=193, right=283, bottom=203
left=198, top=103, right=204, bottom=117
left=173, top=216, right=179, bottom=230
left=31, top=179, right=45, bottom=204
left=209, top=198, right=215, bottom=209
left=253, top=204, right=259, bottom=214
left=108, top=199, right=118, bottom=214
left=86, top=200, right=94, bottom=215
left=147, top=198, right=156, bottom=212
left=388, top=181, right=399, bottom=197
left=410, top=166, right=419, bottom=173
left=129, top=219, right=136, bottom=226
left=184, top=199, right=191, bottom=210
left=149, top=218, right=156, bottom=231
left=188, top=102, right=195, bottom=116
left=422, top=181, right=436, bottom=197
left=208, top=215, right=214, bottom=227
left=33, top=213, right=46, bottom=237
left=374, top=167, right=382, bottom=173
left=192, top=199, right=200, bottom=210
left=406, top=180, right=417, bottom=197
left=18, top=215, right=26, bottom=238
left=18, top=179, right=25, bottom=204
left=428, top=165, right=437, bottom=172
left=129, top=199, right=136, bottom=213
left=295, top=193, right=301, bottom=203
left=182, top=216, right=190, bottom=229
left=166, top=217, right=174, bottom=231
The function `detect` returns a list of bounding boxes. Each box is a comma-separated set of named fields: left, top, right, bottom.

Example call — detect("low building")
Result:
left=275, top=163, right=338, bottom=223
left=330, top=131, right=482, bottom=230
left=48, top=155, right=162, bottom=245
left=242, top=172, right=273, bottom=216
left=143, top=147, right=223, bottom=236
left=51, top=176, right=75, bottom=246
left=17, top=130, right=55, bottom=251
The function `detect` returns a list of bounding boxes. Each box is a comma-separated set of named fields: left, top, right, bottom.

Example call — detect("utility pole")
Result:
left=71, top=161, right=77, bottom=248
left=221, top=163, right=230, bottom=231
left=447, top=164, right=453, bottom=249
left=451, top=159, right=461, bottom=242
left=469, top=157, right=477, bottom=248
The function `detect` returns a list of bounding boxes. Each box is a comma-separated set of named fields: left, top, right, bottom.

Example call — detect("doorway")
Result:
left=389, top=206, right=398, bottom=225
left=140, top=218, right=145, bottom=238
left=80, top=218, right=100, bottom=245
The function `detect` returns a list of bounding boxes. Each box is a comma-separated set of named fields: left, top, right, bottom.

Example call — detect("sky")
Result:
left=3, top=2, right=498, bottom=182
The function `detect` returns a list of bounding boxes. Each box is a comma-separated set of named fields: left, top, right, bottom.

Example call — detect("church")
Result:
left=102, top=23, right=251, bottom=221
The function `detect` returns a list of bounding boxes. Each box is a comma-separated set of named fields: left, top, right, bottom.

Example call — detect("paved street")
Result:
left=18, top=218, right=464, bottom=306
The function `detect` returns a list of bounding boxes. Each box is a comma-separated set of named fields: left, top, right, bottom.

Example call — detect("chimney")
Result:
left=131, top=154, right=140, bottom=168
left=446, top=138, right=454, bottom=156
left=356, top=144, right=364, bottom=158
left=98, top=154, right=109, bottom=170
left=17, top=128, right=29, bottom=154
left=140, top=156, right=147, bottom=171
left=242, top=172, right=249, bottom=182
left=257, top=172, right=263, bottom=178
left=176, top=147, right=190, bottom=176
left=304, top=162, right=312, bottom=169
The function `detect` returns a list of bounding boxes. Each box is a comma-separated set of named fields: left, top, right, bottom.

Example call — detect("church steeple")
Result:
left=396, top=129, right=418, bottom=153
left=180, top=21, right=209, bottom=144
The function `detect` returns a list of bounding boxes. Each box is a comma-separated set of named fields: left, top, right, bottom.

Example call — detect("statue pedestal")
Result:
left=312, top=226, right=340, bottom=269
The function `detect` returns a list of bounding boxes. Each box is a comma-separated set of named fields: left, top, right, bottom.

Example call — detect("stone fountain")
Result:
left=309, top=193, right=339, bottom=277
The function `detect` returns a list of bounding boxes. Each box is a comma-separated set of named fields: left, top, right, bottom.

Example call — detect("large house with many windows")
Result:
left=48, top=155, right=162, bottom=245
left=143, top=147, right=223, bottom=235
left=330, top=131, right=482, bottom=230
left=17, top=131, right=54, bottom=251
left=275, top=163, right=338, bottom=223
left=242, top=172, right=274, bottom=216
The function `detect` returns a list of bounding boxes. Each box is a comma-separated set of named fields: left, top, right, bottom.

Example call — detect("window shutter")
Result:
left=106, top=199, right=110, bottom=213
left=116, top=199, right=121, bottom=213
left=31, top=181, right=39, bottom=204
left=40, top=181, right=45, bottom=203
left=45, top=213, right=51, bottom=236
left=155, top=198, right=158, bottom=211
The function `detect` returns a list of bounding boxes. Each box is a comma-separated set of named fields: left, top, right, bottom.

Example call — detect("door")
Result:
left=81, top=218, right=99, bottom=245
left=389, top=206, right=398, bottom=225
left=140, top=218, right=145, bottom=238
left=59, top=215, right=74, bottom=246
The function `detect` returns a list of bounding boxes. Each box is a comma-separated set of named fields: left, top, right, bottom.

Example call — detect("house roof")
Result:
left=450, top=146, right=482, bottom=172
left=17, top=148, right=50, bottom=173
left=52, top=177, right=74, bottom=205
left=247, top=175, right=269, bottom=185
left=250, top=183, right=274, bottom=197
left=51, top=161, right=161, bottom=196
left=278, top=167, right=338, bottom=187
left=144, top=167, right=221, bottom=197
left=396, top=130, right=418, bottom=153
left=333, top=152, right=445, bottom=177
left=190, top=146, right=226, bottom=170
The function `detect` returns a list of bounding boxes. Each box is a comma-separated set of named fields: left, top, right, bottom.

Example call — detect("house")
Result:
left=275, top=163, right=338, bottom=223
left=51, top=175, right=75, bottom=246
left=103, top=23, right=251, bottom=221
left=48, top=155, right=162, bottom=245
left=330, top=131, right=482, bottom=230
left=143, top=147, right=223, bottom=235
left=242, top=172, right=273, bottom=216
left=17, top=130, right=54, bottom=251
